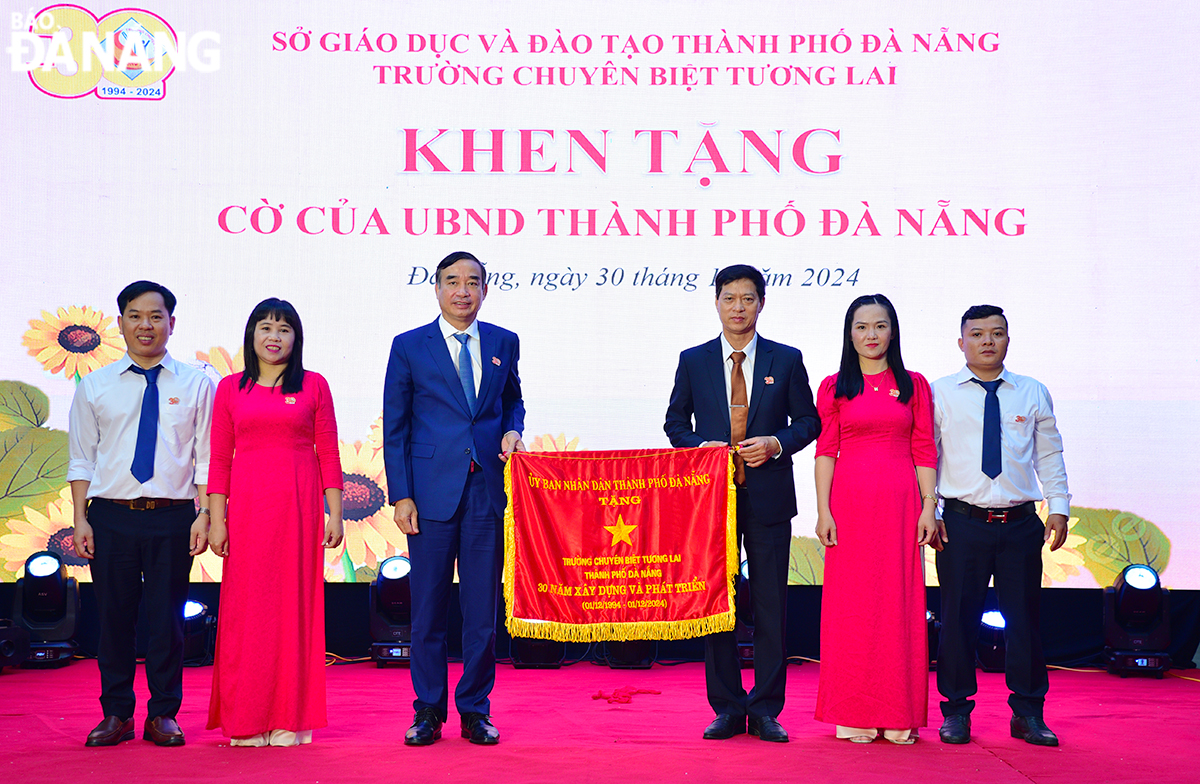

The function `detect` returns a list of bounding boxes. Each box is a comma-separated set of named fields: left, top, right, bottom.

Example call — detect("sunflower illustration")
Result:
left=924, top=545, right=938, bottom=587
left=366, top=414, right=385, bottom=455
left=328, top=440, right=407, bottom=577
left=1035, top=501, right=1087, bottom=586
left=23, top=305, right=124, bottom=379
left=323, top=558, right=348, bottom=583
left=923, top=501, right=1089, bottom=587
left=0, top=487, right=92, bottom=581
left=528, top=433, right=581, bottom=452
left=191, top=542, right=225, bottom=582
left=195, top=346, right=244, bottom=378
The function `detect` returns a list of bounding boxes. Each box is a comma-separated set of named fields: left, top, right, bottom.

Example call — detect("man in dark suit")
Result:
left=664, top=264, right=820, bottom=743
left=384, top=251, right=525, bottom=747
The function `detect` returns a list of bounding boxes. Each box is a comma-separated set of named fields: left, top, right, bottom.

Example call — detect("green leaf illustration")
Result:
left=788, top=536, right=825, bottom=585
left=354, top=565, right=379, bottom=583
left=0, top=381, right=49, bottom=430
left=0, top=517, right=17, bottom=582
left=0, top=426, right=69, bottom=520
left=1070, top=508, right=1170, bottom=587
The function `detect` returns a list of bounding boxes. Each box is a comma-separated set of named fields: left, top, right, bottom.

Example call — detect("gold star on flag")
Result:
left=603, top=514, right=637, bottom=546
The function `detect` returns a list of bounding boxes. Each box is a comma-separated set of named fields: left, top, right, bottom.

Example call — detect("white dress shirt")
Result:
left=932, top=365, right=1070, bottom=515
left=719, top=333, right=757, bottom=409
left=438, top=316, right=482, bottom=398
left=717, top=333, right=782, bottom=458
left=67, top=352, right=215, bottom=500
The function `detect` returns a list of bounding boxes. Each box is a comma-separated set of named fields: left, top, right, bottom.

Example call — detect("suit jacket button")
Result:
left=464, top=448, right=471, bottom=454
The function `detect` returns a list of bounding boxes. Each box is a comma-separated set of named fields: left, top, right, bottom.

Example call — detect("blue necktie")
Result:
left=453, top=333, right=476, bottom=416
left=129, top=364, right=162, bottom=483
left=972, top=378, right=1002, bottom=479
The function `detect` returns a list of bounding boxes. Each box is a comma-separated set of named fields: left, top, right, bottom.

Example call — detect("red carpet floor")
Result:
left=0, top=659, right=1196, bottom=783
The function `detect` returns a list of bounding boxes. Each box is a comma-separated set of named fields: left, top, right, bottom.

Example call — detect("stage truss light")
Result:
left=1104, top=564, right=1170, bottom=678
left=511, top=620, right=564, bottom=669
left=603, top=640, right=654, bottom=669
left=12, top=550, right=79, bottom=668
left=370, top=556, right=412, bottom=666
left=182, top=600, right=216, bottom=666
left=0, top=620, right=31, bottom=671
left=735, top=559, right=754, bottom=668
left=976, top=610, right=1006, bottom=673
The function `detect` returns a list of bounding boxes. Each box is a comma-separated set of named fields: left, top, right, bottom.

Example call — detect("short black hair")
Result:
left=961, top=304, right=1007, bottom=330
left=435, top=251, right=485, bottom=284
left=714, top=265, right=766, bottom=300
left=118, top=281, right=177, bottom=315
left=239, top=297, right=306, bottom=395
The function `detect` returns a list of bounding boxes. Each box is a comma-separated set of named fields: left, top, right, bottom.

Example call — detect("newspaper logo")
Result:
left=9, top=5, right=219, bottom=100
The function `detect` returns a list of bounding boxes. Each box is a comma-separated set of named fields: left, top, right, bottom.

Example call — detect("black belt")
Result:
left=944, top=498, right=1036, bottom=524
left=100, top=497, right=193, bottom=511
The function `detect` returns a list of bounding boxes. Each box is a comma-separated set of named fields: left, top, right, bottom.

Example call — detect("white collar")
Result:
left=439, top=316, right=480, bottom=342
left=719, top=333, right=758, bottom=362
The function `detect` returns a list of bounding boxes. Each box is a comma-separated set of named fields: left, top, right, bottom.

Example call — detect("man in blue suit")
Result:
left=665, top=264, right=820, bottom=743
left=384, top=251, right=525, bottom=747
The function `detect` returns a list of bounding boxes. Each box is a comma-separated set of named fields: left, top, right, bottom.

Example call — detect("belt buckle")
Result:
left=986, top=509, right=1009, bottom=524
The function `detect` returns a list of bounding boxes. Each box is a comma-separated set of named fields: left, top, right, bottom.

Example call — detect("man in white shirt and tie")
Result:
left=932, top=304, right=1070, bottom=747
left=69, top=281, right=214, bottom=748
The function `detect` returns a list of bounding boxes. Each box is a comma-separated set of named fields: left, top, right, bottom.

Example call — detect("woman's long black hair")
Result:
left=834, top=293, right=914, bottom=403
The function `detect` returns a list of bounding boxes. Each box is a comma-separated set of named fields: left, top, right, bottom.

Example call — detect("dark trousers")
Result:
left=705, top=491, right=791, bottom=720
left=88, top=498, right=194, bottom=720
left=935, top=505, right=1048, bottom=718
left=408, top=469, right=502, bottom=720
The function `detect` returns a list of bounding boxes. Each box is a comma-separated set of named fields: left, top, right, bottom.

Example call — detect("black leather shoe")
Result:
left=85, top=716, right=134, bottom=747
left=749, top=716, right=789, bottom=743
left=405, top=707, right=443, bottom=746
left=1010, top=715, right=1059, bottom=746
left=143, top=716, right=185, bottom=746
left=460, top=712, right=499, bottom=745
left=703, top=714, right=746, bottom=740
left=939, top=714, right=971, bottom=744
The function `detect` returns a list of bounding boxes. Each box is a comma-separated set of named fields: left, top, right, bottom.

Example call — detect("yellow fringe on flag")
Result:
left=503, top=456, right=517, bottom=630
left=501, top=448, right=738, bottom=644
left=506, top=613, right=734, bottom=643
left=723, top=449, right=738, bottom=625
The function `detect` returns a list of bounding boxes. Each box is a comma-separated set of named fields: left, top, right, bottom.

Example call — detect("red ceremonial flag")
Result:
left=503, top=446, right=736, bottom=642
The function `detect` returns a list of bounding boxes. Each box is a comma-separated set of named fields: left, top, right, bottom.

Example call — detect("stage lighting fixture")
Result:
left=604, top=639, right=653, bottom=669
left=511, top=625, right=564, bottom=669
left=182, top=600, right=216, bottom=666
left=0, top=619, right=31, bottom=671
left=370, top=556, right=413, bottom=666
left=735, top=559, right=754, bottom=669
left=1104, top=564, right=1171, bottom=678
left=12, top=551, right=79, bottom=668
left=976, top=610, right=1006, bottom=673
